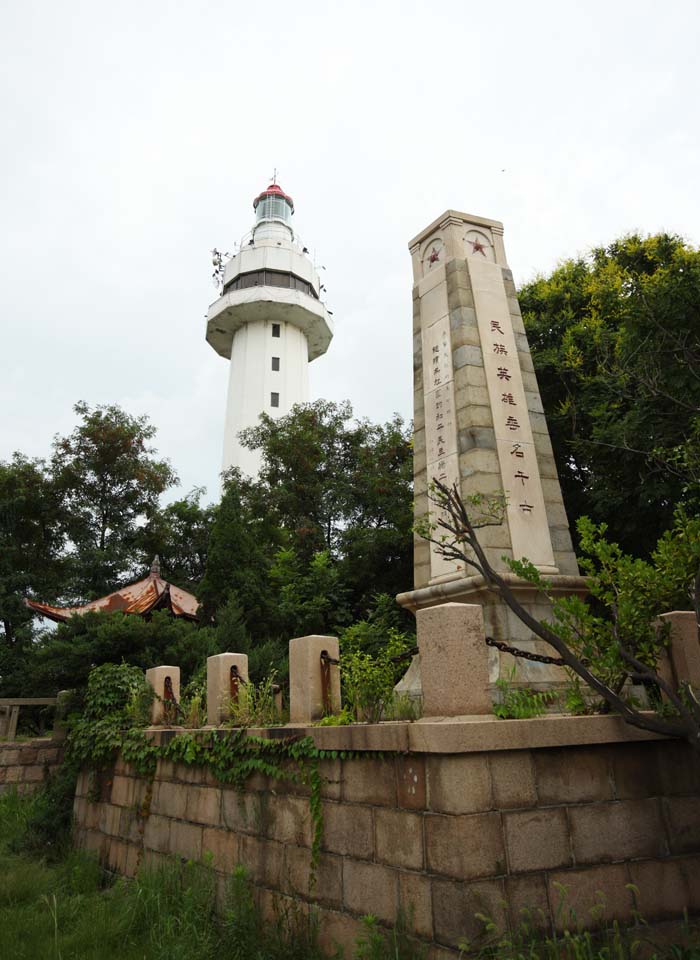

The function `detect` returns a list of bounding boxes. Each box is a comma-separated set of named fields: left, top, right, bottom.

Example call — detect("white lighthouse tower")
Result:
left=206, top=182, right=333, bottom=477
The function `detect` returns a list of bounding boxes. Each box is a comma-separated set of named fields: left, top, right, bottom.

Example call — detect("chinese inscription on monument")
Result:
left=467, top=255, right=556, bottom=572
left=421, top=289, right=461, bottom=579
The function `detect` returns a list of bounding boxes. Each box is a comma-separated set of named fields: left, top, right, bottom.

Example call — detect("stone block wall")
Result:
left=72, top=721, right=700, bottom=958
left=0, top=738, right=64, bottom=794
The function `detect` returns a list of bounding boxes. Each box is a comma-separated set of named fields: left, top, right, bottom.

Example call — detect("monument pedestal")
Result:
left=398, top=572, right=588, bottom=689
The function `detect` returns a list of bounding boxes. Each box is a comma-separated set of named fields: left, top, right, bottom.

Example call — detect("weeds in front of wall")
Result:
left=226, top=673, right=285, bottom=728
left=316, top=694, right=420, bottom=726
left=383, top=693, right=421, bottom=722
left=493, top=668, right=556, bottom=720
left=458, top=884, right=700, bottom=960
left=355, top=911, right=427, bottom=960
left=181, top=689, right=207, bottom=729
left=316, top=706, right=356, bottom=726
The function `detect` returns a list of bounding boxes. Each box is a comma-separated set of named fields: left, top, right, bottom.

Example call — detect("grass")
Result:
left=0, top=787, right=329, bottom=960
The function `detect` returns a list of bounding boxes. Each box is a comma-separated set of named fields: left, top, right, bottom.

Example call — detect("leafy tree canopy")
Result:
left=520, top=233, right=700, bottom=555
left=239, top=400, right=414, bottom=617
left=51, top=402, right=177, bottom=599
left=9, top=610, right=220, bottom=698
left=0, top=454, right=64, bottom=645
left=138, top=487, right=214, bottom=590
left=2, top=398, right=414, bottom=701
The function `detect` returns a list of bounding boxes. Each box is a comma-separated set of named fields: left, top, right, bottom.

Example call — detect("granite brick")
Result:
left=569, top=799, right=666, bottom=863
left=489, top=752, right=537, bottom=809
left=202, top=826, right=239, bottom=872
left=375, top=808, right=424, bottom=870
left=321, top=800, right=373, bottom=859
left=427, top=755, right=492, bottom=814
left=343, top=758, right=397, bottom=806
left=397, top=756, right=427, bottom=810
left=425, top=813, right=505, bottom=880
left=548, top=864, right=633, bottom=930
left=169, top=820, right=203, bottom=862
left=534, top=747, right=612, bottom=805
left=663, top=796, right=700, bottom=854
left=505, top=808, right=571, bottom=872
left=343, top=859, right=398, bottom=923
left=432, top=878, right=507, bottom=949
left=399, top=870, right=433, bottom=940
left=628, top=858, right=690, bottom=919
left=284, top=845, right=342, bottom=907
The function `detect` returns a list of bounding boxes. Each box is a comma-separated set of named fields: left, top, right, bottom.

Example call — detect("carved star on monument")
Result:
left=428, top=248, right=440, bottom=264
left=470, top=238, right=487, bottom=256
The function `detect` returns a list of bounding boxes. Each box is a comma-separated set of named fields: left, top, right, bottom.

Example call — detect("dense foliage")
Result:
left=520, top=233, right=700, bottom=556
left=0, top=403, right=176, bottom=651
left=0, top=399, right=414, bottom=704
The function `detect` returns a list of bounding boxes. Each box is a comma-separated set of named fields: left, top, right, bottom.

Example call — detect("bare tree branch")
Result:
left=422, top=479, right=700, bottom=750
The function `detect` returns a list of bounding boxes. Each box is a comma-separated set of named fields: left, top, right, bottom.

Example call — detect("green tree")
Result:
left=139, top=487, right=214, bottom=590
left=196, top=470, right=281, bottom=634
left=240, top=400, right=413, bottom=617
left=50, top=402, right=177, bottom=599
left=240, top=400, right=358, bottom=557
left=519, top=233, right=700, bottom=556
left=269, top=547, right=352, bottom=637
left=19, top=610, right=219, bottom=697
left=338, top=414, right=413, bottom=615
left=0, top=455, right=63, bottom=646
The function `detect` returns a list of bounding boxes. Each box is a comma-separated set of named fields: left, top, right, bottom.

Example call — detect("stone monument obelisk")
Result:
left=396, top=210, right=587, bottom=688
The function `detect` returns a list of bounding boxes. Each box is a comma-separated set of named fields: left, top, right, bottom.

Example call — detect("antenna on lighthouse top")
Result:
left=270, top=167, right=278, bottom=185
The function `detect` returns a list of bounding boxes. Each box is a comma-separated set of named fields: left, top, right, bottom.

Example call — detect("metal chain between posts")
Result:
left=390, top=646, right=419, bottom=664
left=319, top=650, right=339, bottom=715
left=161, top=675, right=185, bottom=722
left=230, top=664, right=247, bottom=704
left=320, top=638, right=573, bottom=671
left=485, top=636, right=573, bottom=667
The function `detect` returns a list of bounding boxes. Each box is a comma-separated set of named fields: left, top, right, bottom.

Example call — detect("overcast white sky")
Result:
left=2, top=0, right=699, bottom=502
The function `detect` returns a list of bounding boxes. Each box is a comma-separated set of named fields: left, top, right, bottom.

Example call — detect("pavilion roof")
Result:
left=25, top=557, right=199, bottom=624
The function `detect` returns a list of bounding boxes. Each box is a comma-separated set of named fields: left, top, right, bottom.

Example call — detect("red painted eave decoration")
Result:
left=25, top=570, right=200, bottom=624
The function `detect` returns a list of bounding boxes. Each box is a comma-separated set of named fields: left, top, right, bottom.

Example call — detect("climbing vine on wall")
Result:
left=65, top=663, right=370, bottom=873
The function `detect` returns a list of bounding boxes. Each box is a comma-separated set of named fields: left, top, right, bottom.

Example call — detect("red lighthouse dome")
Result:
left=253, top=182, right=295, bottom=219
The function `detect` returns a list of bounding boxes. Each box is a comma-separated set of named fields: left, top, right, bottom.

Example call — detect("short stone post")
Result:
left=207, top=653, right=249, bottom=725
left=289, top=635, right=341, bottom=723
left=145, top=665, right=181, bottom=725
left=417, top=602, right=491, bottom=716
left=657, top=611, right=700, bottom=693
left=52, top=690, right=72, bottom=742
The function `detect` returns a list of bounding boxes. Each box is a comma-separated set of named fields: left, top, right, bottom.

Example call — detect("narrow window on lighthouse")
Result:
left=272, top=323, right=281, bottom=337
left=270, top=392, right=280, bottom=408
left=271, top=357, right=280, bottom=371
